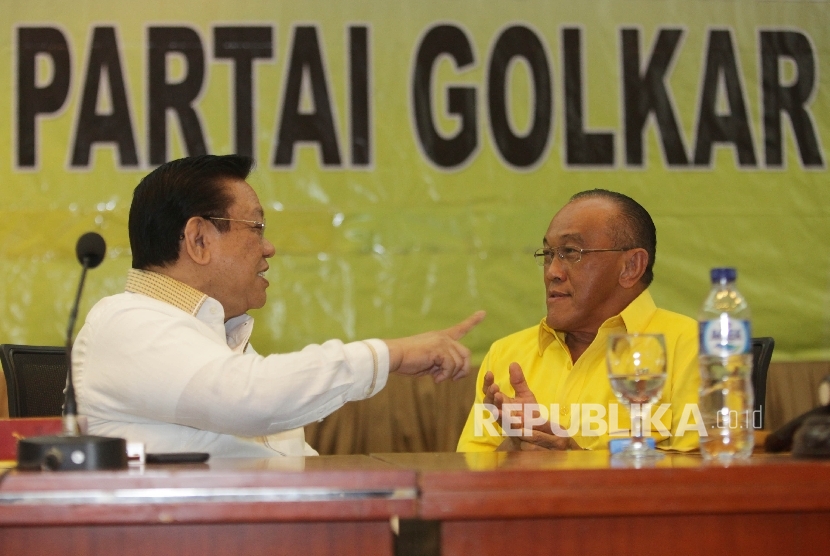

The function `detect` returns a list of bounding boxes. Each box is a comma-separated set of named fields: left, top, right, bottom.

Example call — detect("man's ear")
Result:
left=181, top=217, right=212, bottom=266
left=619, top=248, right=648, bottom=288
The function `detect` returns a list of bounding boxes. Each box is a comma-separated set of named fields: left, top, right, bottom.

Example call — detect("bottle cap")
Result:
left=711, top=267, right=737, bottom=283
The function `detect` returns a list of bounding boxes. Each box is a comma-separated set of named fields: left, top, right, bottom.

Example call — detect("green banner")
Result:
left=1, top=0, right=829, bottom=360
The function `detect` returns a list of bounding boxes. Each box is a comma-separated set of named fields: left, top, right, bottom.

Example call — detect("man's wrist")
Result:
left=382, top=339, right=403, bottom=373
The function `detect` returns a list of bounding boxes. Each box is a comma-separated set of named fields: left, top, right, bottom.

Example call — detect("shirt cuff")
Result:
left=345, top=338, right=389, bottom=399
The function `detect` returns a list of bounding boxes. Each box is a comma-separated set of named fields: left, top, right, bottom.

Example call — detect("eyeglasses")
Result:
left=206, top=216, right=266, bottom=236
left=534, top=246, right=633, bottom=266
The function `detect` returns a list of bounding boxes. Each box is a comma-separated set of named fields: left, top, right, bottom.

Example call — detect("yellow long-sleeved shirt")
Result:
left=457, top=290, right=700, bottom=452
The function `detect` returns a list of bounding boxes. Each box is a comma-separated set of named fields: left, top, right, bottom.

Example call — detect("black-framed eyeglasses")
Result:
left=533, top=246, right=633, bottom=266
left=206, top=216, right=266, bottom=236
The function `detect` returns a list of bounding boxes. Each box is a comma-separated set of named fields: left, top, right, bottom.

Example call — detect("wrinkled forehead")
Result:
left=543, top=198, right=619, bottom=247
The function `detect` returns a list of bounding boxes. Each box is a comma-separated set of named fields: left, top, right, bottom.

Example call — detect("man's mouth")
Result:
left=548, top=290, right=569, bottom=299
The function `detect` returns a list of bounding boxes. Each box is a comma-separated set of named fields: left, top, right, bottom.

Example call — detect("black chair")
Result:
left=0, top=344, right=67, bottom=418
left=751, top=337, right=775, bottom=429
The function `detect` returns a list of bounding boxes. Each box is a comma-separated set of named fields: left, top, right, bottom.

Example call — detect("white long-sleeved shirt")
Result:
left=72, top=269, right=389, bottom=457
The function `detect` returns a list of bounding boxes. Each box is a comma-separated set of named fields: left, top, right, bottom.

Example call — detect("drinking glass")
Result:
left=607, top=333, right=667, bottom=461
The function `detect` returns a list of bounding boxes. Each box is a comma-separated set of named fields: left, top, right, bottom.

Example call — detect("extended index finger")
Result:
left=445, top=310, right=486, bottom=340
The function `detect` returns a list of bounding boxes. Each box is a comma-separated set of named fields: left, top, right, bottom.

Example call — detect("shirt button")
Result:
left=210, top=306, right=218, bottom=315
left=364, top=387, right=372, bottom=396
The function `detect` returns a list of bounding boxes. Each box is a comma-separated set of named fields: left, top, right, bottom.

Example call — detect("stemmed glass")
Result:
left=607, top=333, right=667, bottom=461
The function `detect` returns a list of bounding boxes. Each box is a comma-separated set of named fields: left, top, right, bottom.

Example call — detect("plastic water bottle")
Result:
left=698, top=267, right=754, bottom=461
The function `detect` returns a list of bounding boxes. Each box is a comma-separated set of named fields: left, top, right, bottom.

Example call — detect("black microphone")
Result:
left=76, top=231, right=107, bottom=268
left=765, top=404, right=830, bottom=453
left=16, top=232, right=127, bottom=471
left=63, top=232, right=107, bottom=435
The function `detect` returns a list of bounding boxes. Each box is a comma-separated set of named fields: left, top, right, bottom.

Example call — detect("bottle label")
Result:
left=700, top=318, right=751, bottom=356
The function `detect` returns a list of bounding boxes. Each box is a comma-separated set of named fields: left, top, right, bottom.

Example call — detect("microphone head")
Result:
left=76, top=232, right=107, bottom=269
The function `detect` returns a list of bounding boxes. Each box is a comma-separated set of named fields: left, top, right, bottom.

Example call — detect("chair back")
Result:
left=0, top=344, right=67, bottom=418
left=751, top=337, right=775, bottom=429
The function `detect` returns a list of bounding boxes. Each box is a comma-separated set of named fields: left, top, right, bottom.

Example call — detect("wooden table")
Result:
left=3, top=450, right=830, bottom=556
left=374, top=451, right=830, bottom=556
left=0, top=455, right=416, bottom=556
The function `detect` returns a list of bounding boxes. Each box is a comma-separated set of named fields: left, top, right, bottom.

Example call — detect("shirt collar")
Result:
left=125, top=268, right=208, bottom=316
left=536, top=289, right=657, bottom=354
left=614, top=289, right=657, bottom=333
left=126, top=268, right=254, bottom=351
left=537, top=319, right=559, bottom=355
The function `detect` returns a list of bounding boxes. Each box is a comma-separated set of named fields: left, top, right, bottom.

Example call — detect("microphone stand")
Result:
left=61, top=256, right=89, bottom=436
left=16, top=234, right=127, bottom=471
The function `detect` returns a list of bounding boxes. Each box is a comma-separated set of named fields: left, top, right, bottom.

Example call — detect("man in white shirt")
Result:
left=73, top=154, right=484, bottom=457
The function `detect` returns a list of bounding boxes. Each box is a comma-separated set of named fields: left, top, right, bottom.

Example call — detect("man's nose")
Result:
left=263, top=237, right=276, bottom=258
left=545, top=257, right=567, bottom=281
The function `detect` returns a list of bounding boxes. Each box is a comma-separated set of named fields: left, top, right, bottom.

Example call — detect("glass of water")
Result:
left=607, top=333, right=667, bottom=461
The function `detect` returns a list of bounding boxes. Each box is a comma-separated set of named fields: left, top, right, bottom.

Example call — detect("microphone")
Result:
left=16, top=232, right=127, bottom=471
left=63, top=232, right=107, bottom=435
left=76, top=231, right=107, bottom=268
left=765, top=403, right=830, bottom=453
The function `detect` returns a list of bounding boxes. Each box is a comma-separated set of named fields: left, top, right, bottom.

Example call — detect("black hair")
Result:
left=569, top=189, right=657, bottom=286
left=129, top=154, right=254, bottom=269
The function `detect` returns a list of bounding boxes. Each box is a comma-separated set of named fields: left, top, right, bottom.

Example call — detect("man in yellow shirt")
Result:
left=457, top=189, right=700, bottom=452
